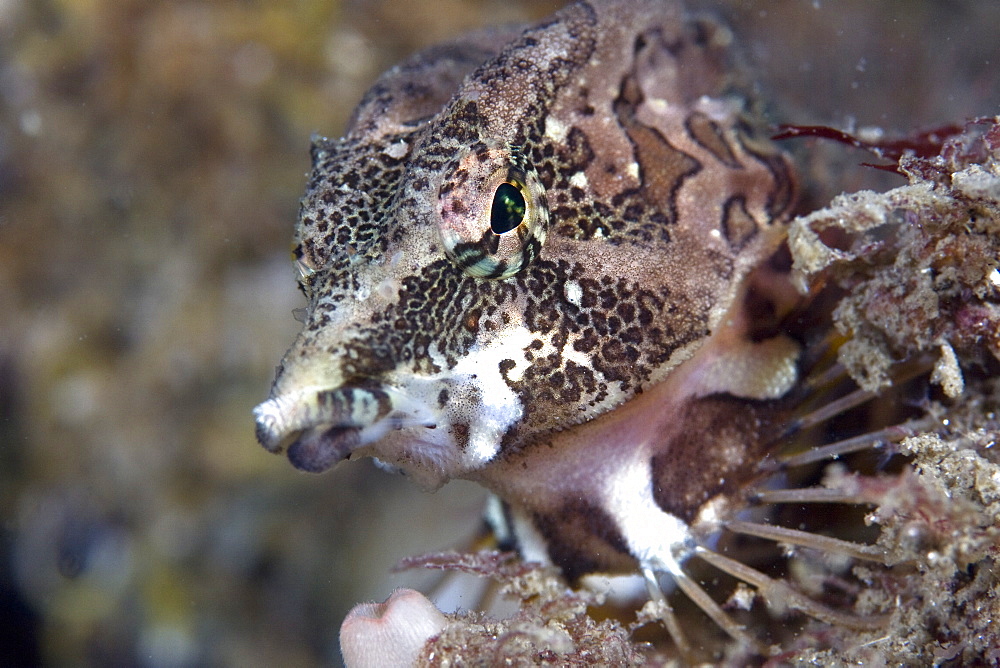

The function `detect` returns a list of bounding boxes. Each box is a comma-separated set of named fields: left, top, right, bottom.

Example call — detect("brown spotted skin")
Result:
left=255, top=1, right=798, bottom=580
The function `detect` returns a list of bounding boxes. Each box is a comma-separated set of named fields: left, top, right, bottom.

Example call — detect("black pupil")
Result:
left=490, top=182, right=526, bottom=234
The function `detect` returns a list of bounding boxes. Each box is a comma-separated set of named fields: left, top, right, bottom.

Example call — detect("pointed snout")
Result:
left=253, top=386, right=392, bottom=472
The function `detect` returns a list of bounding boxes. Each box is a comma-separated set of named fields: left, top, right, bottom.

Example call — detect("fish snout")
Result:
left=253, top=386, right=393, bottom=472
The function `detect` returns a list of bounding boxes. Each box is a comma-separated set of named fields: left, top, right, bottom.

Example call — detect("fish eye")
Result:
left=438, top=147, right=548, bottom=279
left=490, top=181, right=526, bottom=234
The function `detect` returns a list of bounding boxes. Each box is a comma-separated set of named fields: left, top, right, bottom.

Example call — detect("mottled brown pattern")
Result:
left=721, top=195, right=761, bottom=250
left=686, top=112, right=742, bottom=168
left=532, top=500, right=635, bottom=583
left=255, top=0, right=798, bottom=608
left=651, top=395, right=772, bottom=523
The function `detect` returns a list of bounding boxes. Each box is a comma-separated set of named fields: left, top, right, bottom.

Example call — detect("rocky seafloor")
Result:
left=2, top=1, right=999, bottom=666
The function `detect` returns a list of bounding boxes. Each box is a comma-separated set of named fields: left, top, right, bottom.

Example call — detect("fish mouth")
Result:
left=253, top=386, right=395, bottom=473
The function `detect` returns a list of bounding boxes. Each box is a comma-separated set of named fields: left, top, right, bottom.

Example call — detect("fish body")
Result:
left=255, top=0, right=798, bottom=591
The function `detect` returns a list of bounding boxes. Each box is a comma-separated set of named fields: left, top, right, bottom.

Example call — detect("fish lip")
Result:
left=253, top=385, right=393, bottom=454
left=254, top=383, right=446, bottom=473
left=285, top=424, right=361, bottom=473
